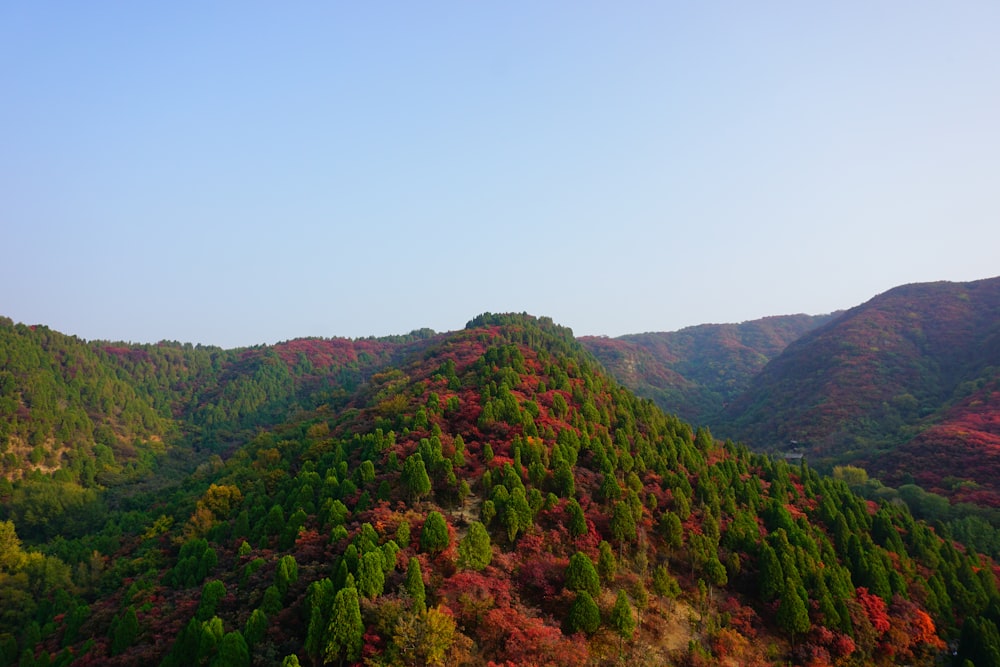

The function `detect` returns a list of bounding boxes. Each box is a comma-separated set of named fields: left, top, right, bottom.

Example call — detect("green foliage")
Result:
left=420, top=512, right=449, bottom=554
left=404, top=557, right=426, bottom=613
left=566, top=591, right=601, bottom=635
left=565, top=552, right=600, bottom=598
left=358, top=551, right=385, bottom=599
left=213, top=631, right=250, bottom=667
left=598, top=541, right=617, bottom=584
left=196, top=580, right=226, bottom=622
left=325, top=585, right=363, bottom=665
left=109, top=607, right=139, bottom=656
left=457, top=521, right=492, bottom=571
left=610, top=590, right=636, bottom=640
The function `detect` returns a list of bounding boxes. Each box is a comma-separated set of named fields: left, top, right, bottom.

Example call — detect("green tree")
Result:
left=110, top=607, right=139, bottom=656
left=405, top=557, right=426, bottom=613
left=565, top=552, right=601, bottom=598
left=212, top=631, right=250, bottom=667
left=758, top=542, right=783, bottom=602
left=325, top=585, right=363, bottom=665
left=776, top=581, right=810, bottom=642
left=598, top=540, right=618, bottom=585
left=197, top=580, right=227, bottom=621
left=243, top=608, right=268, bottom=648
left=566, top=591, right=601, bottom=635
left=402, top=454, right=432, bottom=502
left=567, top=498, right=588, bottom=538
left=420, top=512, right=450, bottom=554
left=610, top=589, right=637, bottom=654
left=358, top=551, right=385, bottom=599
left=457, top=521, right=492, bottom=571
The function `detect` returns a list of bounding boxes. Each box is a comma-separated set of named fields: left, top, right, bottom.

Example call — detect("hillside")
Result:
left=717, top=277, right=1000, bottom=500
left=1, top=312, right=997, bottom=666
left=581, top=314, right=833, bottom=426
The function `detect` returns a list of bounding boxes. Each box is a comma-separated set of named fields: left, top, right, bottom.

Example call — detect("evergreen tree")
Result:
left=610, top=589, right=637, bottom=654
left=405, top=557, right=427, bottom=613
left=358, top=551, right=386, bottom=599
left=325, top=585, right=363, bottom=665
left=458, top=521, right=492, bottom=571
left=212, top=631, right=250, bottom=667
left=776, top=581, right=810, bottom=642
left=598, top=540, right=618, bottom=584
left=109, top=607, right=139, bottom=656
left=243, top=608, right=268, bottom=648
left=566, top=591, right=601, bottom=635
left=420, top=511, right=450, bottom=554
left=567, top=498, right=588, bottom=537
left=565, top=552, right=601, bottom=598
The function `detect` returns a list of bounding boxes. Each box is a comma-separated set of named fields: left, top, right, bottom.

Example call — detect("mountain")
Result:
left=716, top=277, right=1000, bottom=502
left=581, top=314, right=834, bottom=426
left=1, top=312, right=996, bottom=666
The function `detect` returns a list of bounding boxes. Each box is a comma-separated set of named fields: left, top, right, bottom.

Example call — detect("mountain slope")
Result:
left=718, top=277, right=1000, bottom=494
left=1, top=313, right=992, bottom=666
left=581, top=314, right=833, bottom=425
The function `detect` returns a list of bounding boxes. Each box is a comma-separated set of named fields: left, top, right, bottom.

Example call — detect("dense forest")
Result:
left=2, top=311, right=1000, bottom=665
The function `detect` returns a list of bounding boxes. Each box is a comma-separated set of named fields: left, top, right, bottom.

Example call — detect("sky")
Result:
left=2, top=3, right=998, bottom=348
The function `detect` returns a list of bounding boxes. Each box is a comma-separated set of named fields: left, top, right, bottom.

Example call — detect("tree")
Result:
left=197, top=580, right=227, bottom=621
left=610, top=589, right=637, bottom=653
left=567, top=498, right=587, bottom=538
left=598, top=540, right=617, bottom=584
left=566, top=591, right=601, bottom=635
left=110, top=607, right=139, bottom=656
left=402, top=454, right=432, bottom=502
left=776, top=581, right=810, bottom=642
left=358, top=550, right=385, bottom=599
left=421, top=512, right=450, bottom=554
left=405, top=557, right=426, bottom=613
left=610, top=501, right=637, bottom=552
left=325, top=585, right=363, bottom=665
left=392, top=606, right=457, bottom=667
left=212, top=631, right=250, bottom=667
left=243, top=608, right=268, bottom=648
left=758, top=542, right=783, bottom=602
left=458, top=521, right=492, bottom=571
left=565, top=552, right=601, bottom=598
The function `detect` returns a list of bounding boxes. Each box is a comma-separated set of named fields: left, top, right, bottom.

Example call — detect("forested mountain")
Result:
left=715, top=277, right=1000, bottom=505
left=2, top=312, right=999, bottom=666
left=581, top=314, right=833, bottom=426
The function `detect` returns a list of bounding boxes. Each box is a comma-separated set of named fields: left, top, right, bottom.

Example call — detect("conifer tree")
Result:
left=610, top=589, right=637, bottom=654
left=565, top=552, right=601, bottom=598
left=776, top=581, right=810, bottom=643
left=405, top=557, right=426, bottom=613
left=598, top=540, right=618, bottom=585
left=567, top=591, right=601, bottom=635
left=420, top=511, right=450, bottom=554
left=458, top=521, right=492, bottom=571
left=358, top=551, right=385, bottom=599
left=325, top=585, right=363, bottom=665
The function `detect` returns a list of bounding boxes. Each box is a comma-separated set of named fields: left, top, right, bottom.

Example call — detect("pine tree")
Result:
left=598, top=540, right=618, bottom=584
left=420, top=511, right=450, bottom=554
left=567, top=591, right=601, bottom=635
left=358, top=550, right=385, bottom=599
left=212, top=631, right=250, bottom=667
left=565, top=552, right=601, bottom=598
left=611, top=589, right=637, bottom=655
left=405, top=557, right=426, bottom=613
left=776, top=581, right=810, bottom=642
left=325, top=585, right=363, bottom=665
left=458, top=521, right=492, bottom=571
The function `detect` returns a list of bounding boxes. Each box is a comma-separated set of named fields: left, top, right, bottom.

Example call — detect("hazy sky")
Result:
left=3, top=3, right=998, bottom=348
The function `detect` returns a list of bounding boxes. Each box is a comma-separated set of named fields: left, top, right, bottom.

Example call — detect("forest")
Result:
left=1, top=312, right=1000, bottom=665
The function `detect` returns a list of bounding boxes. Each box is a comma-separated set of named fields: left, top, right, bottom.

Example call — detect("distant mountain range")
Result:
left=586, top=276, right=1000, bottom=506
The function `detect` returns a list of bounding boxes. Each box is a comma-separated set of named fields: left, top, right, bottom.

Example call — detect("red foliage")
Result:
left=856, top=587, right=890, bottom=636
left=479, top=607, right=588, bottom=667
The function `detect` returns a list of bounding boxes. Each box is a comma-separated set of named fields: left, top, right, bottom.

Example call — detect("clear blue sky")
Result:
left=3, top=3, right=998, bottom=348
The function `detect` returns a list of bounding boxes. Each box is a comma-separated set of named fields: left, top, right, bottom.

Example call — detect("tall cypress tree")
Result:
left=325, top=585, right=363, bottom=665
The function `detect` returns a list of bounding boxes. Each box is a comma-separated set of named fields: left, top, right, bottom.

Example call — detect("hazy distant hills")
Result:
left=580, top=313, right=835, bottom=427
left=586, top=277, right=1000, bottom=505
left=718, top=277, right=1000, bottom=502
